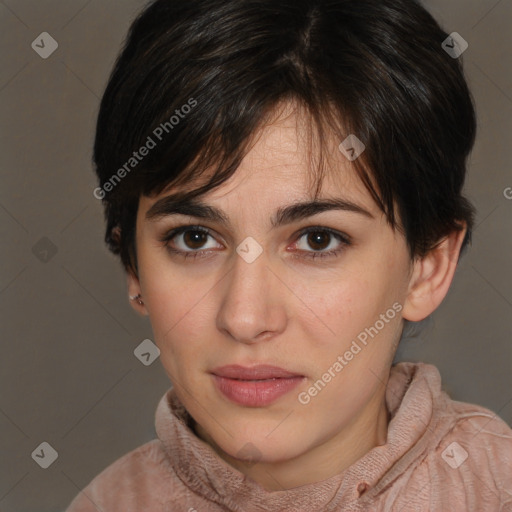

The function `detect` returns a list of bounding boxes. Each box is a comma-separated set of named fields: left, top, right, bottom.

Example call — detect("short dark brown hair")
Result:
left=93, top=0, right=476, bottom=276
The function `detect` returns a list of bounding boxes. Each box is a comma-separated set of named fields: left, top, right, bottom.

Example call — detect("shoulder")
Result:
left=444, top=399, right=512, bottom=468
left=417, top=398, right=512, bottom=510
left=440, top=398, right=512, bottom=467
left=64, top=439, right=180, bottom=511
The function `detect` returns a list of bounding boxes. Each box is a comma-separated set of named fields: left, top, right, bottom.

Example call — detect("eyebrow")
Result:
left=145, top=195, right=374, bottom=228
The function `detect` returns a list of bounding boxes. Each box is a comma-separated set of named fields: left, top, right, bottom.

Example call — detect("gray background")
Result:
left=0, top=0, right=511, bottom=510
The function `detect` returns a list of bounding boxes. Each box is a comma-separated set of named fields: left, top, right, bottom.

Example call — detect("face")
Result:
left=131, top=103, right=414, bottom=475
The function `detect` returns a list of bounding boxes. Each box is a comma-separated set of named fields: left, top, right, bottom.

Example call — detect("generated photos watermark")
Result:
left=93, top=97, right=198, bottom=200
left=298, top=302, right=403, bottom=405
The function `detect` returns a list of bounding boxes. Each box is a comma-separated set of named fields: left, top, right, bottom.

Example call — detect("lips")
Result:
left=211, top=364, right=303, bottom=380
left=210, top=365, right=305, bottom=407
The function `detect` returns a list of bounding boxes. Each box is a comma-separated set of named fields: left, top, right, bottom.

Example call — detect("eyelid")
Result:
left=158, top=224, right=223, bottom=247
left=293, top=225, right=352, bottom=245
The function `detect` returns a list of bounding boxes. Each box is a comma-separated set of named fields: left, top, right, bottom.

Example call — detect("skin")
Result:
left=127, top=101, right=466, bottom=491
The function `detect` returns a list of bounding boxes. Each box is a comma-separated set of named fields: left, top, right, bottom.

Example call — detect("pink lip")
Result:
left=210, top=365, right=305, bottom=407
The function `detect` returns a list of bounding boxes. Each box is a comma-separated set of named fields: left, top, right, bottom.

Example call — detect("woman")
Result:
left=66, top=0, right=512, bottom=510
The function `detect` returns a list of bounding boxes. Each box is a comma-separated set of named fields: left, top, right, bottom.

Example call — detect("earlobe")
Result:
left=126, top=271, right=148, bottom=316
left=402, top=226, right=467, bottom=322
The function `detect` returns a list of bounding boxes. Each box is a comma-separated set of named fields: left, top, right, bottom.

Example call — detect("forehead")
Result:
left=142, top=101, right=377, bottom=216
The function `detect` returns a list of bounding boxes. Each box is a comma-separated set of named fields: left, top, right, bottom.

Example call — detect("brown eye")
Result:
left=183, top=229, right=209, bottom=249
left=160, top=225, right=222, bottom=259
left=306, top=231, right=331, bottom=251
left=293, top=227, right=351, bottom=261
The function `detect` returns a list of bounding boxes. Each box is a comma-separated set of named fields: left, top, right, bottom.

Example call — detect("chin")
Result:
left=218, top=428, right=305, bottom=465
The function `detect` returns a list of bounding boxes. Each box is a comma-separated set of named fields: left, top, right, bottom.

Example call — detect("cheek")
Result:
left=146, top=281, right=210, bottom=345
left=137, top=251, right=204, bottom=348
left=297, top=258, right=402, bottom=379
left=299, top=270, right=378, bottom=350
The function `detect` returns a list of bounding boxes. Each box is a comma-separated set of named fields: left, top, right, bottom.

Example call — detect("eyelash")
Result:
left=159, top=225, right=351, bottom=262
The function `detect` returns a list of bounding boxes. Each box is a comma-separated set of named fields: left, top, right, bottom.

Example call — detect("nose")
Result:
left=215, top=249, right=286, bottom=345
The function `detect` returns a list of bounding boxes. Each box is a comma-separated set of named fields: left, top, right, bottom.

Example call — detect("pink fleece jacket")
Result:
left=65, top=362, right=512, bottom=511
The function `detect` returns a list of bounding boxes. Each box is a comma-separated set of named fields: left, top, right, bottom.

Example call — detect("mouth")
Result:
left=210, top=364, right=305, bottom=407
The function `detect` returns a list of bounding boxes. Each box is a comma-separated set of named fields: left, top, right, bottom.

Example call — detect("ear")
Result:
left=402, top=225, right=467, bottom=322
left=127, top=270, right=149, bottom=316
